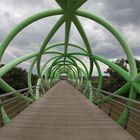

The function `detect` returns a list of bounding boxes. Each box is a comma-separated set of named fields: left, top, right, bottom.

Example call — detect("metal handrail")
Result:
left=79, top=83, right=140, bottom=116
left=93, top=87, right=140, bottom=104
left=80, top=83, right=140, bottom=105
left=0, top=91, right=30, bottom=105
left=78, top=83, right=140, bottom=138
left=0, top=86, right=37, bottom=98
left=0, top=83, right=51, bottom=127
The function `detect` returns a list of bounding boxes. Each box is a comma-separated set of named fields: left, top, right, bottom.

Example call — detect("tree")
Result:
left=0, top=64, right=38, bottom=94
left=125, top=59, right=140, bottom=72
left=104, top=59, right=128, bottom=92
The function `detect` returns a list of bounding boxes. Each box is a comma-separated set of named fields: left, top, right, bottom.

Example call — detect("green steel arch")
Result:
left=0, top=0, right=139, bottom=128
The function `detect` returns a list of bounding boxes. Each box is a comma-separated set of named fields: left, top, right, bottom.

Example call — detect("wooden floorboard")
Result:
left=0, top=80, right=135, bottom=140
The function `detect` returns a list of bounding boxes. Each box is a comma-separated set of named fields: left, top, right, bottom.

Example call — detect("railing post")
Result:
left=25, top=91, right=30, bottom=106
left=88, top=80, right=93, bottom=102
left=124, top=109, right=129, bottom=130
left=108, top=102, right=113, bottom=117
left=0, top=99, right=10, bottom=125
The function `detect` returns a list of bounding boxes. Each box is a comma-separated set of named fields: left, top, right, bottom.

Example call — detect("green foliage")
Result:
left=0, top=64, right=38, bottom=94
left=103, top=58, right=140, bottom=97
left=104, top=59, right=128, bottom=92
left=125, top=59, right=140, bottom=72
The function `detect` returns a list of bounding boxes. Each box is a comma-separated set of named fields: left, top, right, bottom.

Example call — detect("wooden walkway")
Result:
left=0, top=81, right=135, bottom=140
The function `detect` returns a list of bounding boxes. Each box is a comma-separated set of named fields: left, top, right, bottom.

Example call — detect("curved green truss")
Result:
left=0, top=0, right=139, bottom=127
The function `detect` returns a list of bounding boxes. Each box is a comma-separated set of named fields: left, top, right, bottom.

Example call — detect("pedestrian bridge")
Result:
left=0, top=81, right=136, bottom=140
left=0, top=0, right=140, bottom=139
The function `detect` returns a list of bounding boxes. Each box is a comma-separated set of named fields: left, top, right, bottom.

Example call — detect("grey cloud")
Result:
left=0, top=0, right=140, bottom=74
left=101, top=0, right=140, bottom=26
left=94, top=42, right=125, bottom=59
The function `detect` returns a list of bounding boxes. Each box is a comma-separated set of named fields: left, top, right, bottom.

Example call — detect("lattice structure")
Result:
left=0, top=0, right=139, bottom=128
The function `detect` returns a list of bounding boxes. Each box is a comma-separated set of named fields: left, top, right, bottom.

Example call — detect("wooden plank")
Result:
left=0, top=80, right=135, bottom=140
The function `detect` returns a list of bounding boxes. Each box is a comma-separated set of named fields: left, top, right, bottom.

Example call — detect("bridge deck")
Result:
left=0, top=81, right=135, bottom=140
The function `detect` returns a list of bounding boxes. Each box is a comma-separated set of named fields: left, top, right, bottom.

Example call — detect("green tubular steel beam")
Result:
left=41, top=43, right=89, bottom=79
left=69, top=52, right=131, bottom=81
left=52, top=66, right=75, bottom=82
left=117, top=86, right=137, bottom=127
left=74, top=0, right=87, bottom=10
left=0, top=52, right=63, bottom=101
left=58, top=67, right=74, bottom=82
left=62, top=66, right=78, bottom=84
left=92, top=54, right=131, bottom=81
left=31, top=55, right=64, bottom=98
left=93, top=60, right=103, bottom=96
left=76, top=10, right=137, bottom=77
left=0, top=43, right=127, bottom=103
left=133, top=82, right=140, bottom=93
left=0, top=43, right=70, bottom=78
left=50, top=63, right=78, bottom=81
left=72, top=16, right=94, bottom=101
left=68, top=55, right=103, bottom=94
left=72, top=16, right=93, bottom=79
left=47, top=57, right=66, bottom=79
left=63, top=1, right=72, bottom=66
left=41, top=55, right=62, bottom=73
left=0, top=106, right=10, bottom=125
left=0, top=78, right=33, bottom=102
left=0, top=52, right=38, bottom=77
left=132, top=74, right=140, bottom=94
left=43, top=42, right=88, bottom=54
left=57, top=61, right=79, bottom=79
left=42, top=56, right=86, bottom=84
left=0, top=43, right=133, bottom=104
left=0, top=42, right=77, bottom=77
left=68, top=55, right=88, bottom=75
left=36, top=16, right=65, bottom=77
left=32, top=43, right=86, bottom=76
left=52, top=64, right=78, bottom=81
left=65, top=56, right=88, bottom=87
left=55, top=63, right=86, bottom=84
left=27, top=58, right=37, bottom=100
left=68, top=43, right=88, bottom=53
left=48, top=58, right=81, bottom=79
left=97, top=83, right=131, bottom=105
left=0, top=0, right=139, bottom=128
left=114, top=82, right=131, bottom=96
left=75, top=10, right=139, bottom=122
left=72, top=16, right=95, bottom=101
left=56, top=0, right=66, bottom=10
left=49, top=65, right=75, bottom=85
left=42, top=49, right=87, bottom=83
left=57, top=67, right=73, bottom=78
left=62, top=57, right=81, bottom=80
left=59, top=68, right=79, bottom=84
left=51, top=63, right=84, bottom=86
left=133, top=73, right=140, bottom=82
left=41, top=42, right=89, bottom=76
left=0, top=51, right=63, bottom=95
left=54, top=60, right=81, bottom=81
left=41, top=55, right=64, bottom=78
left=48, top=54, right=86, bottom=84
left=39, top=55, right=63, bottom=85
left=0, top=9, right=63, bottom=61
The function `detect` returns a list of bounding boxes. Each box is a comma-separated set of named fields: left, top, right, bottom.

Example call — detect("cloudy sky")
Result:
left=0, top=0, right=140, bottom=75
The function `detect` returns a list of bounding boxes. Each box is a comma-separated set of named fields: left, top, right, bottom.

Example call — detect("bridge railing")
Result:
left=0, top=84, right=48, bottom=127
left=78, top=84, right=140, bottom=139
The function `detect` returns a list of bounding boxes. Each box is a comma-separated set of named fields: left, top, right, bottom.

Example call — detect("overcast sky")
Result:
left=0, top=0, right=140, bottom=75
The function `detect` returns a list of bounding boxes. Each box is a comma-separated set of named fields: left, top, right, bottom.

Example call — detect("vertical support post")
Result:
left=117, top=86, right=136, bottom=127
left=88, top=80, right=93, bottom=102
left=0, top=99, right=10, bottom=125
left=108, top=102, right=113, bottom=117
